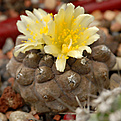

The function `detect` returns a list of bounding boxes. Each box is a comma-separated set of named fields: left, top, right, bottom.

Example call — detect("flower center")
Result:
left=50, top=16, right=90, bottom=60
left=62, top=38, right=72, bottom=54
left=52, top=18, right=88, bottom=52
left=40, top=26, right=48, bottom=34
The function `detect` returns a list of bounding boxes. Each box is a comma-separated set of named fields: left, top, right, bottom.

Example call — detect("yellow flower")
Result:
left=43, top=3, right=100, bottom=72
left=14, top=8, right=52, bottom=56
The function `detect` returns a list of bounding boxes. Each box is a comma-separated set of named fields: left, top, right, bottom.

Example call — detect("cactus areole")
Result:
left=7, top=3, right=116, bottom=113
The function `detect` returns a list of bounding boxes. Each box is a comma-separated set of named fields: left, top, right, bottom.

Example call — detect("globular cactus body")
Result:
left=7, top=33, right=116, bottom=113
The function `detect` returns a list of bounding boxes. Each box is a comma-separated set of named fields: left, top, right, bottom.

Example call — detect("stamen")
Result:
left=68, top=38, right=72, bottom=49
left=26, top=28, right=29, bottom=31
left=50, top=13, right=53, bottom=17
left=65, top=56, right=69, bottom=59
left=30, top=31, right=33, bottom=35
left=36, top=20, right=39, bottom=23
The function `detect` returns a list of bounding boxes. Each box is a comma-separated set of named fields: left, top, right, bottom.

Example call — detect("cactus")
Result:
left=6, top=3, right=116, bottom=113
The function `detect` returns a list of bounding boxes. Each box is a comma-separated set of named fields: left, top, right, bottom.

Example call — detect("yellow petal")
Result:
left=16, top=35, right=27, bottom=41
left=55, top=9, right=65, bottom=23
left=73, top=14, right=94, bottom=31
left=85, top=34, right=100, bottom=45
left=23, top=44, right=43, bottom=53
left=25, top=10, right=38, bottom=21
left=38, top=8, right=47, bottom=16
left=84, top=26, right=99, bottom=35
left=15, top=8, right=51, bottom=56
left=67, top=50, right=83, bottom=58
left=14, top=44, right=27, bottom=56
left=14, top=42, right=43, bottom=57
left=20, top=15, right=43, bottom=35
left=54, top=9, right=65, bottom=35
left=33, top=9, right=43, bottom=20
left=43, top=34, right=52, bottom=45
left=64, top=3, right=74, bottom=26
left=20, top=15, right=34, bottom=25
left=59, top=3, right=66, bottom=10
left=48, top=20, right=55, bottom=37
left=22, top=46, right=35, bottom=53
left=56, top=54, right=66, bottom=72
left=17, top=21, right=29, bottom=35
left=43, top=14, right=52, bottom=23
left=73, top=6, right=84, bottom=19
left=79, top=14, right=94, bottom=30
left=78, top=46, right=92, bottom=54
left=77, top=26, right=99, bottom=45
left=44, top=45, right=61, bottom=56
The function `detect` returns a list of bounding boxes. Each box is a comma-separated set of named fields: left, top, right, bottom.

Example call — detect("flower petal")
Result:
left=22, top=44, right=43, bottom=53
left=64, top=3, right=75, bottom=26
left=15, top=8, right=51, bottom=56
left=85, top=34, right=100, bottom=45
left=54, top=9, right=65, bottom=35
left=14, top=42, right=43, bottom=57
left=25, top=10, right=37, bottom=21
left=84, top=26, right=99, bottom=35
left=78, top=46, right=92, bottom=54
left=16, top=21, right=28, bottom=35
left=17, top=35, right=27, bottom=40
left=67, top=50, right=83, bottom=58
left=77, top=26, right=99, bottom=45
left=44, top=45, right=61, bottom=56
left=59, top=3, right=66, bottom=10
left=43, top=34, right=52, bottom=45
left=80, top=14, right=94, bottom=28
left=73, top=14, right=94, bottom=31
left=73, top=6, right=84, bottom=19
left=56, top=54, right=66, bottom=72
left=38, top=8, right=47, bottom=16
left=55, top=8, right=65, bottom=23
left=33, top=9, right=43, bottom=20
left=48, top=20, right=55, bottom=37
left=20, top=15, right=34, bottom=25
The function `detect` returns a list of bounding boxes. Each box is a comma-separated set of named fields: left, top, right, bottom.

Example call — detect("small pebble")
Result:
left=31, top=0, right=39, bottom=4
left=44, top=0, right=56, bottom=10
left=91, top=10, right=103, bottom=20
left=5, top=111, right=13, bottom=119
left=0, top=86, right=23, bottom=113
left=110, top=22, right=121, bottom=32
left=7, top=49, right=13, bottom=59
left=0, top=15, right=7, bottom=22
left=0, top=112, right=7, bottom=121
left=24, top=0, right=32, bottom=8
left=115, top=12, right=121, bottom=24
left=9, top=111, right=36, bottom=121
left=117, top=44, right=121, bottom=57
left=104, top=10, right=116, bottom=21
left=53, top=114, right=61, bottom=121
left=8, top=77, right=15, bottom=87
left=34, top=114, right=40, bottom=120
